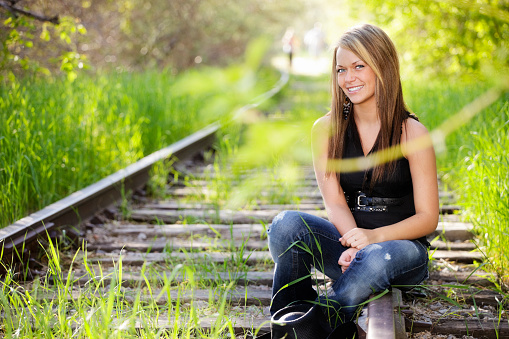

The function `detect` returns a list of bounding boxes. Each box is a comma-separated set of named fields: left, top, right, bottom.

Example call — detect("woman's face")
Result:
left=335, top=47, right=377, bottom=108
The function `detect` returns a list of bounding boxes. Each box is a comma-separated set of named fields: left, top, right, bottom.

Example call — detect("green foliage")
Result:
left=354, top=0, right=509, bottom=78
left=1, top=7, right=87, bottom=80
left=113, top=0, right=305, bottom=71
left=1, top=0, right=307, bottom=77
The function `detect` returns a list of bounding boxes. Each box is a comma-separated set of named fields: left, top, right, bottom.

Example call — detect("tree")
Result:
left=86, top=0, right=306, bottom=71
left=1, top=0, right=306, bottom=78
left=0, top=0, right=87, bottom=80
left=353, top=0, right=509, bottom=77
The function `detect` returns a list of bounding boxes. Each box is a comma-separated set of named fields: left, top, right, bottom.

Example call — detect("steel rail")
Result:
left=0, top=123, right=219, bottom=263
left=0, top=70, right=289, bottom=270
left=366, top=289, right=406, bottom=339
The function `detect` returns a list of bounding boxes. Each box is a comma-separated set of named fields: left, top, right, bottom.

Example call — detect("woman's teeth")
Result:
left=348, top=85, right=363, bottom=93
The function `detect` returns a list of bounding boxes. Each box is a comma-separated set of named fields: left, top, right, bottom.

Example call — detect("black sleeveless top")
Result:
left=339, top=116, right=428, bottom=245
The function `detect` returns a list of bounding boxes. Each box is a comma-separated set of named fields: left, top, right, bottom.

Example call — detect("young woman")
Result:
left=268, top=23, right=439, bottom=325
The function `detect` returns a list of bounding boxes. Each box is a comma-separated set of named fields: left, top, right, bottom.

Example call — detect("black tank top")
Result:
left=339, top=116, right=428, bottom=244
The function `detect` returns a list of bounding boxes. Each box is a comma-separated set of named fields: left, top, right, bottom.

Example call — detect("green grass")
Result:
left=0, top=239, right=257, bottom=338
left=0, top=72, right=199, bottom=229
left=404, top=79, right=509, bottom=286
left=0, top=64, right=279, bottom=229
left=448, top=99, right=509, bottom=286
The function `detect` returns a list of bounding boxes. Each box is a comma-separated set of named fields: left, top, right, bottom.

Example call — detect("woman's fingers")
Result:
left=338, top=248, right=359, bottom=273
left=351, top=236, right=367, bottom=249
left=338, top=254, right=351, bottom=273
left=339, top=228, right=356, bottom=247
left=340, top=228, right=369, bottom=249
left=340, top=228, right=359, bottom=246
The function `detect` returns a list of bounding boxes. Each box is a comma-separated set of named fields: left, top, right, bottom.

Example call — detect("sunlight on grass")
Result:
left=0, top=51, right=279, bottom=229
left=0, top=235, right=265, bottom=338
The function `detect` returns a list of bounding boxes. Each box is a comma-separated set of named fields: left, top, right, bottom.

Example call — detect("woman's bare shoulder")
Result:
left=313, top=113, right=332, bottom=133
left=402, top=116, right=430, bottom=141
left=401, top=116, right=434, bottom=158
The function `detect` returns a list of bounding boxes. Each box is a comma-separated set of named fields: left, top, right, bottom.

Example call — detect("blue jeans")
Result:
left=267, top=211, right=429, bottom=321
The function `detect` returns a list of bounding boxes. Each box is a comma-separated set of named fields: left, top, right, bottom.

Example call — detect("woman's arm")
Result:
left=340, top=118, right=439, bottom=249
left=312, top=114, right=358, bottom=236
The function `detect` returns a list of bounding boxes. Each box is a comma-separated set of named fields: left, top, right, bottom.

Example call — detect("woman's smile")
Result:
left=346, top=85, right=364, bottom=93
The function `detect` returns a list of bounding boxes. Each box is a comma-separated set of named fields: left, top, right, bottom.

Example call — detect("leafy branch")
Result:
left=0, top=0, right=59, bottom=24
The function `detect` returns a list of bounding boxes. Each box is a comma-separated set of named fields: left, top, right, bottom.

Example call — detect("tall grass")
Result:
left=0, top=240, right=249, bottom=338
left=0, top=65, right=278, bottom=229
left=0, top=72, right=198, bottom=228
left=405, top=80, right=509, bottom=284
left=448, top=99, right=509, bottom=285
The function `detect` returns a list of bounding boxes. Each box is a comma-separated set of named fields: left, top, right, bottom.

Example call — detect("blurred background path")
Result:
left=271, top=55, right=330, bottom=77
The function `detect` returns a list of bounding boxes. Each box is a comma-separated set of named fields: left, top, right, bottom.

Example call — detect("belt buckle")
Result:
left=357, top=192, right=366, bottom=207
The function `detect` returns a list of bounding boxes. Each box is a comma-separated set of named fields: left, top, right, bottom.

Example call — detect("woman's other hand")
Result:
left=340, top=227, right=374, bottom=249
left=338, top=247, right=359, bottom=273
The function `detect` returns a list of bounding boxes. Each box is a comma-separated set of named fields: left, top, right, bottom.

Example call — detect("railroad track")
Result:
left=1, top=77, right=508, bottom=338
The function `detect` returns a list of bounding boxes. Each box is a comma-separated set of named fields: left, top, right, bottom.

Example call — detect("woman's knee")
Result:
left=362, top=241, right=424, bottom=263
left=268, top=211, right=308, bottom=254
left=353, top=244, right=391, bottom=281
left=372, top=240, right=427, bottom=269
left=353, top=241, right=426, bottom=283
left=267, top=211, right=302, bottom=241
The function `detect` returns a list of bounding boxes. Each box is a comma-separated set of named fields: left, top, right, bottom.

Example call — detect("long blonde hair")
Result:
left=327, top=23, right=410, bottom=188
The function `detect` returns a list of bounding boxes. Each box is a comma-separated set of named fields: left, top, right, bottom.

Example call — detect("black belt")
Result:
left=346, top=191, right=404, bottom=212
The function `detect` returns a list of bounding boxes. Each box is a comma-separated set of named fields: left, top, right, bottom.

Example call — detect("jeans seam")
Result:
left=295, top=228, right=341, bottom=245
left=398, top=259, right=427, bottom=275
left=395, top=264, right=428, bottom=287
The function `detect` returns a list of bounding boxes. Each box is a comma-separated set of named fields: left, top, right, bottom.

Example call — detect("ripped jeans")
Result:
left=267, top=211, right=429, bottom=321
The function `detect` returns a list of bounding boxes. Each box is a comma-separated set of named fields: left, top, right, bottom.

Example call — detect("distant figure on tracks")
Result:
left=282, top=27, right=297, bottom=70
left=266, top=23, right=439, bottom=338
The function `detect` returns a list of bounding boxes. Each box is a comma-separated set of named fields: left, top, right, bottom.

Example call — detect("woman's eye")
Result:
left=337, top=68, right=345, bottom=74
left=355, top=65, right=364, bottom=69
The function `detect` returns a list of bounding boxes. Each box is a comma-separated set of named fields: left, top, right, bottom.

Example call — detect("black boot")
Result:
left=257, top=302, right=358, bottom=339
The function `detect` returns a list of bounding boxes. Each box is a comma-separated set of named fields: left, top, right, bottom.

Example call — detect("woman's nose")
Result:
left=345, top=70, right=355, bottom=82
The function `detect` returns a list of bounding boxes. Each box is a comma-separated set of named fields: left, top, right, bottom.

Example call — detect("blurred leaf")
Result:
left=77, top=24, right=87, bottom=35
left=40, top=26, right=50, bottom=41
left=244, top=36, right=271, bottom=70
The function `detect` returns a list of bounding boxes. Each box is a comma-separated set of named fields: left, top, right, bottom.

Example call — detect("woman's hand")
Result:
left=338, top=247, right=359, bottom=273
left=340, top=228, right=375, bottom=249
